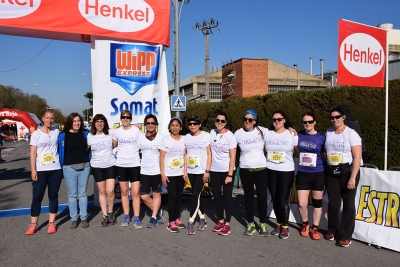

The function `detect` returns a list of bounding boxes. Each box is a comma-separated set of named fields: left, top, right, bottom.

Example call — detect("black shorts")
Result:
left=140, top=174, right=162, bottom=194
left=92, top=166, right=116, bottom=183
left=296, top=171, right=325, bottom=191
left=116, top=166, right=140, bottom=183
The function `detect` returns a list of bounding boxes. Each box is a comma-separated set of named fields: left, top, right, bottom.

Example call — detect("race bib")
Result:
left=169, top=158, right=183, bottom=170
left=40, top=153, right=56, bottom=166
left=328, top=152, right=343, bottom=165
left=267, top=151, right=285, bottom=164
left=299, top=152, right=317, bottom=167
left=187, top=155, right=199, bottom=169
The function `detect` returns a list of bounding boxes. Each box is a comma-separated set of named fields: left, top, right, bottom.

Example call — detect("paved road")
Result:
left=0, top=141, right=398, bottom=267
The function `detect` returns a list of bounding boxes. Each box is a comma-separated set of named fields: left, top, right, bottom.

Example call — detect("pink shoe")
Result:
left=175, top=218, right=186, bottom=229
left=219, top=224, right=231, bottom=236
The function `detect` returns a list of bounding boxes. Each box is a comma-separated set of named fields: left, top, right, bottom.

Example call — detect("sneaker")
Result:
left=197, top=218, right=207, bottom=230
left=70, top=221, right=78, bottom=229
left=26, top=223, right=38, bottom=235
left=156, top=209, right=165, bottom=224
left=300, top=224, right=310, bottom=237
left=270, top=225, right=282, bottom=236
left=325, top=231, right=335, bottom=241
left=133, top=217, right=143, bottom=229
left=47, top=222, right=57, bottom=234
left=309, top=227, right=320, bottom=240
left=81, top=220, right=89, bottom=228
left=212, top=222, right=225, bottom=232
left=187, top=222, right=195, bottom=235
left=121, top=215, right=131, bottom=227
left=175, top=218, right=186, bottom=229
left=147, top=217, right=157, bottom=228
left=259, top=223, right=270, bottom=237
left=219, top=224, right=231, bottom=236
left=279, top=227, right=289, bottom=239
left=337, top=239, right=352, bottom=247
left=101, top=215, right=109, bottom=227
left=167, top=221, right=179, bottom=233
left=243, top=223, right=256, bottom=236
left=108, top=212, right=117, bottom=225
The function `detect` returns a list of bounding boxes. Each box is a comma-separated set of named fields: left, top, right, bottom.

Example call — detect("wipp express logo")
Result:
left=78, top=0, right=154, bottom=32
left=339, top=33, right=384, bottom=78
left=0, top=0, right=40, bottom=19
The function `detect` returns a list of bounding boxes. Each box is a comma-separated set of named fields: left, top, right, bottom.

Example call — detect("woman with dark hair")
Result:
left=160, top=117, right=187, bottom=233
left=26, top=108, right=62, bottom=235
left=266, top=110, right=298, bottom=239
left=112, top=110, right=142, bottom=228
left=324, top=107, right=362, bottom=247
left=87, top=114, right=116, bottom=227
left=138, top=114, right=165, bottom=228
left=58, top=113, right=90, bottom=229
left=296, top=112, right=326, bottom=240
left=209, top=112, right=236, bottom=236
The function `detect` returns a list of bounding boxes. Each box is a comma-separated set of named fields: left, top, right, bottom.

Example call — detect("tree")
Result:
left=83, top=92, right=93, bottom=122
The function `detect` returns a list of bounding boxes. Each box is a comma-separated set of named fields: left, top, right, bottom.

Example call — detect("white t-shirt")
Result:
left=184, top=131, right=210, bottom=174
left=138, top=132, right=164, bottom=175
left=113, top=126, right=141, bottom=167
left=87, top=132, right=115, bottom=168
left=210, top=129, right=237, bottom=172
left=234, top=126, right=268, bottom=169
left=30, top=129, right=61, bottom=171
left=160, top=135, right=186, bottom=177
left=325, top=126, right=362, bottom=165
left=265, top=129, right=298, bottom=171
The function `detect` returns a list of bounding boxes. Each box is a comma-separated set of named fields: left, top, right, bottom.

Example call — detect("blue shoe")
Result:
left=147, top=217, right=157, bottom=228
left=156, top=209, right=165, bottom=224
left=259, top=223, right=270, bottom=237
left=120, top=215, right=130, bottom=227
left=133, top=218, right=143, bottom=229
left=187, top=222, right=195, bottom=235
left=243, top=223, right=256, bottom=236
left=197, top=218, right=207, bottom=230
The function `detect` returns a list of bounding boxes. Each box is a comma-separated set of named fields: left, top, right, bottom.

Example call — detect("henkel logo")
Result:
left=339, top=33, right=384, bottom=78
left=78, top=0, right=154, bottom=32
left=0, top=0, right=40, bottom=19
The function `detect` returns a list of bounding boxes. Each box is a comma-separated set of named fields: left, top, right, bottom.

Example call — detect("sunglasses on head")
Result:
left=303, top=120, right=315, bottom=125
left=188, top=122, right=200, bottom=126
left=121, top=116, right=131, bottom=120
left=215, top=119, right=226, bottom=124
left=44, top=107, right=54, bottom=113
left=330, top=115, right=342, bottom=120
left=272, top=118, right=284, bottom=122
left=146, top=122, right=156, bottom=125
left=243, top=117, right=254, bottom=123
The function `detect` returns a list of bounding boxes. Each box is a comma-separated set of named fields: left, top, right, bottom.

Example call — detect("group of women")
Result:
left=26, top=107, right=362, bottom=248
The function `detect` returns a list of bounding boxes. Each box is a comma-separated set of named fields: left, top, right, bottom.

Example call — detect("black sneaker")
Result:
left=108, top=212, right=117, bottom=225
left=101, top=215, right=109, bottom=227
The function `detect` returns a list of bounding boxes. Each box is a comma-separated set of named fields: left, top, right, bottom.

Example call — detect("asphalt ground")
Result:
left=0, top=141, right=398, bottom=267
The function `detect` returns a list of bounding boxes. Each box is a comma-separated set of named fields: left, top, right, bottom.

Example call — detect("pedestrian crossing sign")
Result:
left=171, top=95, right=186, bottom=111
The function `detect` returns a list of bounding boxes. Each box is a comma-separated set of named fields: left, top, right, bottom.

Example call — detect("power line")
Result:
left=217, top=26, right=233, bottom=62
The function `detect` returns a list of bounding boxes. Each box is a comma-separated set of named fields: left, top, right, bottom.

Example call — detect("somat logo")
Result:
left=110, top=43, right=160, bottom=96
left=78, top=0, right=154, bottom=32
left=0, top=0, right=40, bottom=19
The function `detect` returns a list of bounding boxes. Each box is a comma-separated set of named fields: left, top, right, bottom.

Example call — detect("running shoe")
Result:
left=167, top=221, right=179, bottom=233
left=26, top=223, right=38, bottom=235
left=212, top=222, right=225, bottom=232
left=300, top=224, right=310, bottom=237
left=324, top=231, right=335, bottom=241
left=243, top=223, right=256, bottom=236
left=309, top=227, right=320, bottom=240
left=81, top=220, right=89, bottom=228
left=108, top=212, right=117, bottom=225
left=133, top=217, right=143, bottom=229
left=219, top=224, right=231, bottom=236
left=47, top=222, right=57, bottom=234
left=175, top=218, right=186, bottom=229
left=187, top=222, right=195, bottom=235
left=259, top=223, right=270, bottom=237
left=197, top=218, right=207, bottom=230
left=337, top=239, right=352, bottom=247
left=101, top=215, right=109, bottom=227
left=147, top=217, right=157, bottom=228
left=270, top=224, right=281, bottom=236
left=121, top=215, right=131, bottom=227
left=279, top=226, right=289, bottom=239
left=156, top=209, right=165, bottom=224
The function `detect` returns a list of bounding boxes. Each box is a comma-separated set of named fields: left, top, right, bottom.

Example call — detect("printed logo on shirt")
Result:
left=185, top=142, right=207, bottom=149
left=265, top=140, right=290, bottom=146
left=325, top=141, right=345, bottom=148
left=241, top=137, right=263, bottom=145
left=299, top=141, right=317, bottom=149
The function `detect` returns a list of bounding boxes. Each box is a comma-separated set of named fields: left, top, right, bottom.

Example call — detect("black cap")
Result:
left=188, top=115, right=201, bottom=123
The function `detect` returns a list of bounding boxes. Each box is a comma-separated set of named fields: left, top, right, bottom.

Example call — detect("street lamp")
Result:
left=28, top=84, right=38, bottom=111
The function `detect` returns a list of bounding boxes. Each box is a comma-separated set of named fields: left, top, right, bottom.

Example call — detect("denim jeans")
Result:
left=63, top=166, right=90, bottom=221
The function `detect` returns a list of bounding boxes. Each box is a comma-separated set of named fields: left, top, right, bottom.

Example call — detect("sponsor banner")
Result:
left=0, top=0, right=170, bottom=46
left=337, top=19, right=386, bottom=87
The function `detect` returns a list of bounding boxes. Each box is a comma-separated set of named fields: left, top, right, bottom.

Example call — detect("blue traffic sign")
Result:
left=171, top=95, right=186, bottom=111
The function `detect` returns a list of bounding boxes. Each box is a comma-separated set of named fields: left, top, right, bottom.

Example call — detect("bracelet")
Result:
left=227, top=174, right=233, bottom=177
left=205, top=170, right=210, bottom=173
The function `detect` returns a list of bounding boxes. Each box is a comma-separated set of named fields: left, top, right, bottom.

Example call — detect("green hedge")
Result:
left=181, top=79, right=400, bottom=170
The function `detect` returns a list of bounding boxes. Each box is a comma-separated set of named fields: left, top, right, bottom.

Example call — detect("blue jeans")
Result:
left=63, top=166, right=90, bottom=221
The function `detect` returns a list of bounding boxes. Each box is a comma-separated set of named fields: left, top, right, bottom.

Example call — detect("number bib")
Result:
left=187, top=156, right=199, bottom=169
left=267, top=151, right=285, bottom=164
left=328, top=152, right=343, bottom=165
left=169, top=158, right=183, bottom=170
left=299, top=152, right=317, bottom=167
left=40, top=153, right=56, bottom=166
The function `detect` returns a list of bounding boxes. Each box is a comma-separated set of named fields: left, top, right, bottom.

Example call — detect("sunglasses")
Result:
left=243, top=118, right=254, bottom=123
left=121, top=116, right=131, bottom=120
left=44, top=107, right=54, bottom=113
left=330, top=115, right=342, bottom=120
left=146, top=122, right=156, bottom=125
left=188, top=122, right=200, bottom=126
left=272, top=118, right=284, bottom=122
left=215, top=119, right=226, bottom=124
left=303, top=120, right=315, bottom=125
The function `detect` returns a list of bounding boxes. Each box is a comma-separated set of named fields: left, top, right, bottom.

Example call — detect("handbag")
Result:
left=327, top=163, right=351, bottom=177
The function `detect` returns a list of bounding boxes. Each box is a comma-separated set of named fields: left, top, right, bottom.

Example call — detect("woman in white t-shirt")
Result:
left=26, top=108, right=62, bottom=235
left=87, top=114, right=116, bottom=227
left=138, top=114, right=164, bottom=228
left=112, top=110, right=142, bottom=228
left=209, top=112, right=236, bottom=236
left=324, top=107, right=362, bottom=248
left=266, top=110, right=298, bottom=240
left=160, top=117, right=187, bottom=233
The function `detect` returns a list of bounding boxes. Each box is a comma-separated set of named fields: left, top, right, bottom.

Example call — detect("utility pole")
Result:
left=194, top=18, right=218, bottom=101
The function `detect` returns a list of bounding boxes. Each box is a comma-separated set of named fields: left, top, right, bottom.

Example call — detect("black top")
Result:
left=64, top=131, right=89, bottom=165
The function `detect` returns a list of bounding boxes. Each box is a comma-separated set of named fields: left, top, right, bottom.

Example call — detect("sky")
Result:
left=0, top=0, right=399, bottom=116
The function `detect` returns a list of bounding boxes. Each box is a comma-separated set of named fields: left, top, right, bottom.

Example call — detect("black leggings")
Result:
left=240, top=168, right=268, bottom=224
left=267, top=168, right=294, bottom=226
left=209, top=171, right=234, bottom=223
left=188, top=173, right=205, bottom=217
left=166, top=175, right=185, bottom=222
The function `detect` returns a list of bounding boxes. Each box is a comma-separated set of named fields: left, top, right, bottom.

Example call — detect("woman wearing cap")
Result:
left=112, top=110, right=143, bottom=228
left=138, top=114, right=164, bottom=228
left=160, top=117, right=187, bottom=233
left=296, top=112, right=326, bottom=240
left=87, top=114, right=117, bottom=227
left=234, top=109, right=270, bottom=237
left=324, top=107, right=362, bottom=247
left=26, top=108, right=63, bottom=235
left=184, top=115, right=211, bottom=235
left=209, top=112, right=236, bottom=236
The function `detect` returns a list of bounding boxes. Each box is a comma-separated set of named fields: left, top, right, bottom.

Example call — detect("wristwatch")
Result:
left=205, top=170, right=210, bottom=173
